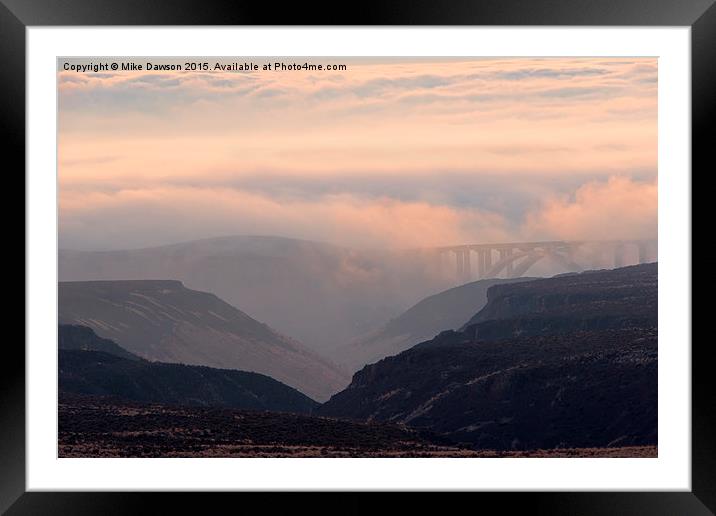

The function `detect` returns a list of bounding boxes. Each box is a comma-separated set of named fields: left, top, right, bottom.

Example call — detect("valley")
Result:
left=57, top=262, right=658, bottom=458
left=58, top=279, right=348, bottom=401
left=58, top=235, right=454, bottom=363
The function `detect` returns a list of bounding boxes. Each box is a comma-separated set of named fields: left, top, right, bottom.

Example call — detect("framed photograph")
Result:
left=7, top=0, right=712, bottom=513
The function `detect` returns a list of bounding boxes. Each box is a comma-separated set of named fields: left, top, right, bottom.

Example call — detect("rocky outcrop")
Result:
left=463, top=263, right=657, bottom=340
left=318, top=264, right=658, bottom=450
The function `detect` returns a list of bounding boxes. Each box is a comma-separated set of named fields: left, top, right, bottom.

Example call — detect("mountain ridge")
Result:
left=463, top=263, right=657, bottom=340
left=58, top=235, right=457, bottom=361
left=59, top=323, right=140, bottom=360
left=58, top=279, right=349, bottom=401
left=343, top=276, right=536, bottom=370
left=59, top=349, right=318, bottom=413
left=318, top=264, right=658, bottom=450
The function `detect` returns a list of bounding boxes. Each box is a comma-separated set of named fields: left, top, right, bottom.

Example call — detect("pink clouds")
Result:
left=524, top=176, right=657, bottom=241
left=59, top=186, right=514, bottom=250
left=58, top=57, right=657, bottom=251
left=59, top=175, right=655, bottom=251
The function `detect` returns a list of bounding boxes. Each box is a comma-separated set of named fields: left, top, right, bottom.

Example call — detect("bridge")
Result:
left=425, top=239, right=656, bottom=284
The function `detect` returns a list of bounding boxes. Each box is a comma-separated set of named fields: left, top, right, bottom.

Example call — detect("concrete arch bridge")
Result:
left=428, top=240, right=656, bottom=284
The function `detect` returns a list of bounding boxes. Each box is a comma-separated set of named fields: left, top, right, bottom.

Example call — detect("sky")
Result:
left=58, top=57, right=657, bottom=251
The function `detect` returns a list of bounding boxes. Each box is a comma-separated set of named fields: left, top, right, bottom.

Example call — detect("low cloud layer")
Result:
left=59, top=176, right=656, bottom=250
left=524, top=176, right=657, bottom=241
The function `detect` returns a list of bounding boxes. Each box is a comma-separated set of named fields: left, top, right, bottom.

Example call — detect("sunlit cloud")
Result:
left=58, top=57, right=657, bottom=250
left=523, top=176, right=657, bottom=241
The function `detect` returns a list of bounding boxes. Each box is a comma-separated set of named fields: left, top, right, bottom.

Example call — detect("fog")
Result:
left=58, top=57, right=657, bottom=367
left=58, top=234, right=654, bottom=366
left=59, top=173, right=656, bottom=252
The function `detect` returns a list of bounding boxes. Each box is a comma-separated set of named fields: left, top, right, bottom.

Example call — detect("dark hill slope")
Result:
left=59, top=350, right=318, bottom=414
left=58, top=280, right=348, bottom=401
left=318, top=264, right=658, bottom=450
left=59, top=324, right=140, bottom=360
left=343, top=277, right=535, bottom=370
left=319, top=329, right=656, bottom=449
left=463, top=263, right=657, bottom=340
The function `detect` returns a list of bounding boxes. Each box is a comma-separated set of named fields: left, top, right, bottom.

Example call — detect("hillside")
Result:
left=318, top=264, right=658, bottom=450
left=59, top=350, right=318, bottom=413
left=343, top=277, right=534, bottom=370
left=59, top=324, right=140, bottom=360
left=58, top=280, right=348, bottom=401
left=58, top=235, right=454, bottom=362
left=463, top=263, right=657, bottom=340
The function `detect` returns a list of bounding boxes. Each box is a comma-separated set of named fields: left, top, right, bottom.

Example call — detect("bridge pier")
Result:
left=436, top=239, right=655, bottom=283
left=455, top=249, right=464, bottom=280
left=463, top=250, right=472, bottom=282
left=497, top=248, right=515, bottom=278
left=614, top=242, right=626, bottom=268
left=452, top=248, right=473, bottom=284
left=636, top=241, right=657, bottom=264
left=637, top=242, right=647, bottom=264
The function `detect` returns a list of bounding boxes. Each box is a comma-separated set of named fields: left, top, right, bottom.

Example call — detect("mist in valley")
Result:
left=58, top=56, right=658, bottom=376
left=58, top=233, right=655, bottom=371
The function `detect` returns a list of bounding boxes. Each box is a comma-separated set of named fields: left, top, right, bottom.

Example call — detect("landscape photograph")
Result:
left=57, top=56, right=657, bottom=458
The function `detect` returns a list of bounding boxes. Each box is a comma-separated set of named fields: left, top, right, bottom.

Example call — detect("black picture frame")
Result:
left=4, top=0, right=712, bottom=514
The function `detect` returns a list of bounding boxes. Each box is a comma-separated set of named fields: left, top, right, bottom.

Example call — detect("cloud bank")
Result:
left=59, top=175, right=656, bottom=250
left=58, top=57, right=657, bottom=251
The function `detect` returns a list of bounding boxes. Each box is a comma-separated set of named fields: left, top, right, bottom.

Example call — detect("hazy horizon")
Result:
left=57, top=56, right=659, bottom=459
left=59, top=56, right=657, bottom=252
